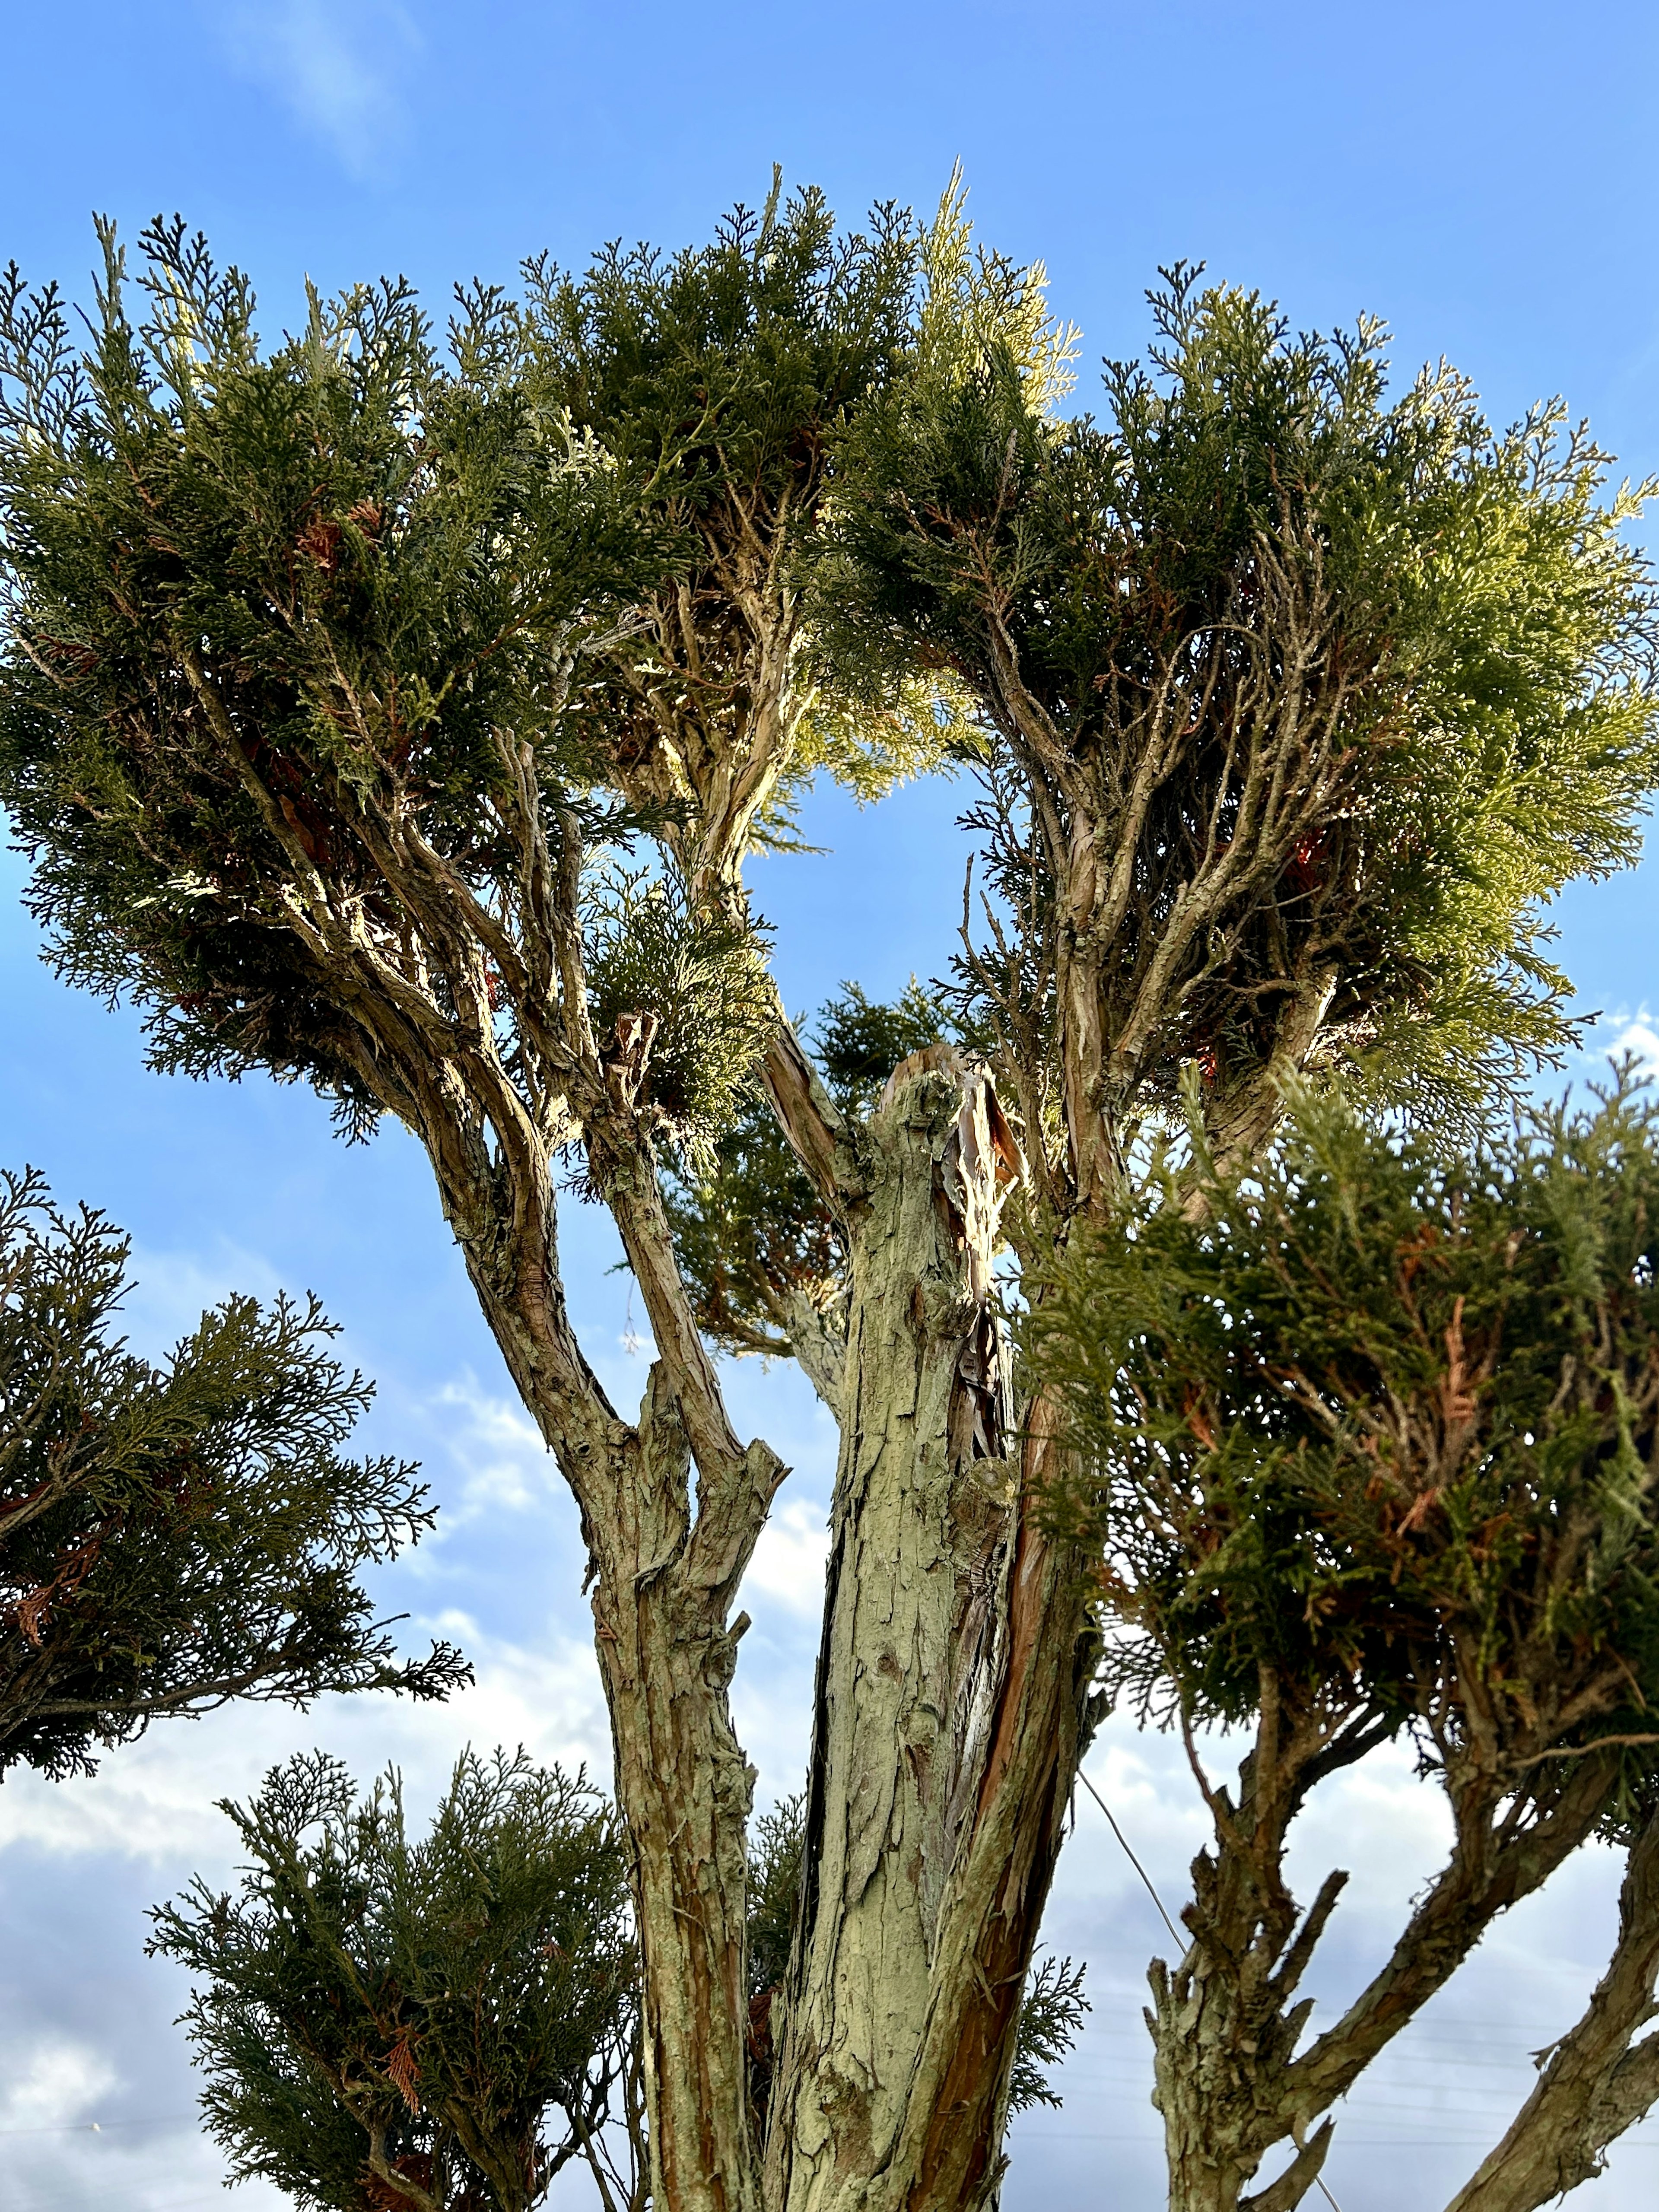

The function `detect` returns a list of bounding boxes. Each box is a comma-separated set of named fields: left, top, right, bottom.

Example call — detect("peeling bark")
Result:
left=588, top=1368, right=773, bottom=2212
left=766, top=1052, right=1025, bottom=2212
left=1135, top=1693, right=1618, bottom=2212
left=865, top=1465, right=1096, bottom=2212
left=432, top=1109, right=781, bottom=2212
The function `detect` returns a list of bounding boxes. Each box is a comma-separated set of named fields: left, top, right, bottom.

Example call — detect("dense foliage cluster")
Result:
left=583, top=863, right=774, bottom=1167
left=1026, top=1071, right=1659, bottom=1812
left=523, top=179, right=971, bottom=847
left=1020, top=1075, right=1659, bottom=2208
left=151, top=1749, right=642, bottom=2212
left=0, top=1167, right=462, bottom=1780
left=0, top=225, right=674, bottom=1134
left=829, top=263, right=1659, bottom=1142
left=660, top=979, right=957, bottom=1367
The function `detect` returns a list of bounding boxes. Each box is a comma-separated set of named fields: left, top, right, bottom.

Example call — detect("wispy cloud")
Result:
left=431, top=1373, right=556, bottom=1522
left=1603, top=1011, right=1659, bottom=1072
left=1575, top=1005, right=1659, bottom=1080
left=216, top=0, right=423, bottom=178
left=0, top=2038, right=118, bottom=2130
left=747, top=1493, right=831, bottom=1615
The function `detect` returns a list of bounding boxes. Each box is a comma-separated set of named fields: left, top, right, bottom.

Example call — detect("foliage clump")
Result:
left=1028, top=1069, right=1659, bottom=1796
left=1019, top=1070, right=1659, bottom=2204
left=0, top=220, right=675, bottom=1132
left=150, top=1748, right=642, bottom=2212
left=0, top=1168, right=462, bottom=1780
left=583, top=862, right=773, bottom=1168
left=829, top=262, right=1659, bottom=1143
left=524, top=177, right=972, bottom=851
left=661, top=979, right=959, bottom=1370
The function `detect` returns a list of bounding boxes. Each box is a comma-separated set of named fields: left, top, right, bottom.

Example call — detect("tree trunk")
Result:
left=1443, top=1805, right=1659, bottom=2212
left=765, top=1052, right=1025, bottom=2212
left=1145, top=1862, right=1337, bottom=2212
left=586, top=1367, right=764, bottom=2212
left=449, top=1166, right=777, bottom=2212
left=861, top=1483, right=1096, bottom=2212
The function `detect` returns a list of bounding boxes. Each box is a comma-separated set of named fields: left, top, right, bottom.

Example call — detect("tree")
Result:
left=0, top=175, right=1655, bottom=2211
left=150, top=1748, right=646, bottom=2212
left=153, top=1756, right=1083, bottom=2212
left=1024, top=1073, right=1659, bottom=2211
left=0, top=1166, right=464, bottom=1779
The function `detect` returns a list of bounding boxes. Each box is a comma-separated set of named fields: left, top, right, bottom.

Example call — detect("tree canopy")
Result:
left=1021, top=1071, right=1659, bottom=2206
left=150, top=1748, right=642, bottom=2212
left=5, top=175, right=1659, bottom=2212
left=0, top=1166, right=464, bottom=1780
left=827, top=259, right=1659, bottom=1160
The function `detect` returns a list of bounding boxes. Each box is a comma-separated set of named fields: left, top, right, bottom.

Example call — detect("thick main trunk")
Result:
left=766, top=1054, right=1068, bottom=2212
left=867, top=1483, right=1096, bottom=2212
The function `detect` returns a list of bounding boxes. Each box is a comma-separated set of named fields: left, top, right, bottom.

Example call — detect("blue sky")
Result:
left=3, top=4, right=1659, bottom=2209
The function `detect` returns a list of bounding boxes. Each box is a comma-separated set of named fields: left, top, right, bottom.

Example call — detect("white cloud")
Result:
left=119, top=1236, right=283, bottom=1361
left=215, top=0, right=422, bottom=178
left=0, top=2037, right=117, bottom=2129
left=745, top=1493, right=831, bottom=1614
left=0, top=1619, right=609, bottom=1864
left=1575, top=1006, right=1659, bottom=1079
left=1605, top=1014, right=1659, bottom=1072
left=431, top=1372, right=557, bottom=1520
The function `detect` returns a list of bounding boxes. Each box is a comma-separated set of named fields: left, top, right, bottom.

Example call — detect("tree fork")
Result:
left=450, top=1167, right=779, bottom=2212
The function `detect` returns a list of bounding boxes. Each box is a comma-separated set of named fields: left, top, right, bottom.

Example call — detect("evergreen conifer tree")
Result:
left=150, top=1749, right=645, bottom=2212
left=3, top=177, right=1657, bottom=2211
left=0, top=1168, right=464, bottom=1779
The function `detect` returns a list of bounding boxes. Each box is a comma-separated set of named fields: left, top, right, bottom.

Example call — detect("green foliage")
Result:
left=522, top=175, right=966, bottom=834
left=812, top=978, right=960, bottom=1112
left=661, top=979, right=957, bottom=1362
left=149, top=1748, right=640, bottom=2212
left=0, top=1167, right=462, bottom=1781
left=0, top=218, right=676, bottom=1121
left=1023, top=1071, right=1659, bottom=1825
left=661, top=1087, right=840, bottom=1363
left=746, top=1790, right=807, bottom=2005
left=526, top=175, right=914, bottom=532
left=1007, top=1952, right=1089, bottom=2113
left=583, top=861, right=773, bottom=1169
left=828, top=261, right=1659, bottom=1128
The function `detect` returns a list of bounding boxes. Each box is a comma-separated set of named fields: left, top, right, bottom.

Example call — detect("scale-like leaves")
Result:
left=0, top=1169, right=462, bottom=1780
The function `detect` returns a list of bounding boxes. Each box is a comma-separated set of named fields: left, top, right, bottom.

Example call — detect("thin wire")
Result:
left=1076, top=1766, right=1185, bottom=1948
left=1074, top=1764, right=1345, bottom=2212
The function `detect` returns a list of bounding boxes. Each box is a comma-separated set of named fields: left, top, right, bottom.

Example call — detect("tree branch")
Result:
left=760, top=1018, right=866, bottom=1218
left=1443, top=1803, right=1659, bottom=2212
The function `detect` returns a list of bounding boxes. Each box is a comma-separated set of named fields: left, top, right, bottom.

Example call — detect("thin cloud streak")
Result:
left=214, top=0, right=423, bottom=179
